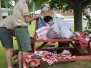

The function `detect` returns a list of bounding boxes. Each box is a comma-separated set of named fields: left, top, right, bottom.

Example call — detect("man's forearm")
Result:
left=29, top=14, right=41, bottom=22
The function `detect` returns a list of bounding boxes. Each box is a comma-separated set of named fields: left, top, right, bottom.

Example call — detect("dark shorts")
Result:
left=15, top=27, right=32, bottom=52
left=0, top=27, right=13, bottom=49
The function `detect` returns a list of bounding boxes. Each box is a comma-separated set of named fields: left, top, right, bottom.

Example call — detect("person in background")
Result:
left=0, top=15, right=14, bottom=68
left=12, top=0, right=49, bottom=68
left=43, top=16, right=70, bottom=53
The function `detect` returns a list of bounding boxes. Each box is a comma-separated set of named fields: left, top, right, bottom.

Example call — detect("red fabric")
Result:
left=24, top=51, right=59, bottom=67
left=73, top=38, right=88, bottom=46
left=24, top=50, right=76, bottom=67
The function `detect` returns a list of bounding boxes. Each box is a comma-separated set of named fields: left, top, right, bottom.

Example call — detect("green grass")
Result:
left=0, top=22, right=91, bottom=68
left=0, top=43, right=7, bottom=68
left=42, top=61, right=91, bottom=68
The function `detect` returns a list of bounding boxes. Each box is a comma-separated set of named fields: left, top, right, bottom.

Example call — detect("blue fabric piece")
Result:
left=37, top=17, right=46, bottom=29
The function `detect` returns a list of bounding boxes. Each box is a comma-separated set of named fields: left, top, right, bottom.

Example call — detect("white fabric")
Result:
left=59, top=27, right=73, bottom=39
left=47, top=19, right=61, bottom=39
left=53, top=16, right=70, bottom=29
left=47, top=13, right=73, bottom=39
left=36, top=26, right=49, bottom=40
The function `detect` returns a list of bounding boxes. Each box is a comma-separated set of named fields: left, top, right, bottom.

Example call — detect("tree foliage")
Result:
left=1, top=0, right=14, bottom=8
left=33, top=0, right=91, bottom=31
left=49, top=0, right=91, bottom=11
left=32, top=0, right=91, bottom=10
left=32, top=0, right=49, bottom=9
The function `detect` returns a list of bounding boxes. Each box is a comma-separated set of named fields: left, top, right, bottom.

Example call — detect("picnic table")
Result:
left=23, top=37, right=91, bottom=68
left=23, top=19, right=91, bottom=68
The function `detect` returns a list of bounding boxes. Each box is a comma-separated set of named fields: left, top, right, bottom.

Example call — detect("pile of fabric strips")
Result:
left=73, top=31, right=91, bottom=46
left=61, top=50, right=76, bottom=60
left=24, top=50, right=76, bottom=68
left=24, top=51, right=59, bottom=67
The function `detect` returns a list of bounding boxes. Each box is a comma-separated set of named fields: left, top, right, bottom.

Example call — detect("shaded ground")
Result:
left=42, top=61, right=91, bottom=68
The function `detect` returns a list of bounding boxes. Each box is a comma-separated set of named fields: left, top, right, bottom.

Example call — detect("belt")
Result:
left=0, top=27, right=6, bottom=28
left=15, top=26, right=27, bottom=28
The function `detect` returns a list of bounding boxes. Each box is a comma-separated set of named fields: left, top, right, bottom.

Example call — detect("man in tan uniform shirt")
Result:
left=12, top=0, right=44, bottom=68
left=0, top=15, right=14, bottom=68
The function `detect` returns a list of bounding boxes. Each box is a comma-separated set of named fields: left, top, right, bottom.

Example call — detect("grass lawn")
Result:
left=0, top=22, right=91, bottom=68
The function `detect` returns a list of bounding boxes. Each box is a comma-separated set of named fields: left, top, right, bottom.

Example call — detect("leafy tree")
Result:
left=33, top=0, right=49, bottom=9
left=55, top=0, right=91, bottom=31
left=1, top=0, right=14, bottom=8
left=33, top=0, right=91, bottom=31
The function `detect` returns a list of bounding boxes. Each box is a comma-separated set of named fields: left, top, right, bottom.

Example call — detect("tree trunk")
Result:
left=0, top=0, right=2, bottom=20
left=73, top=1, right=83, bottom=32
